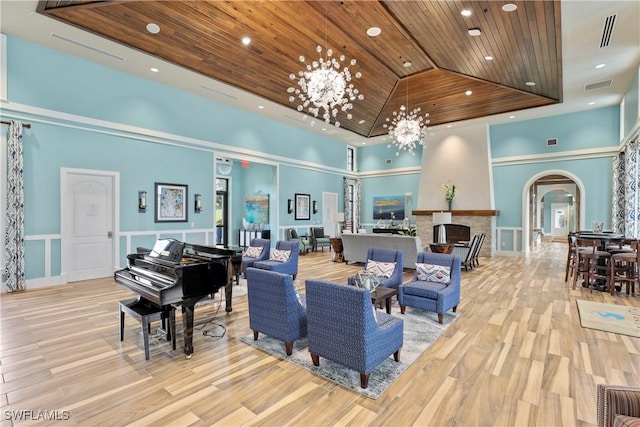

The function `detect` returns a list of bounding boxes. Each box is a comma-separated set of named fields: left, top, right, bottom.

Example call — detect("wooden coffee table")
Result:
left=370, top=287, right=397, bottom=314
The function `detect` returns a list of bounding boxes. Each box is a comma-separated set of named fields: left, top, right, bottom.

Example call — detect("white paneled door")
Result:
left=551, top=203, right=568, bottom=237
left=62, top=169, right=117, bottom=282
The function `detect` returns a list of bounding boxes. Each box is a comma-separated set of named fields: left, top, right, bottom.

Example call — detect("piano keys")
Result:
left=115, top=239, right=231, bottom=358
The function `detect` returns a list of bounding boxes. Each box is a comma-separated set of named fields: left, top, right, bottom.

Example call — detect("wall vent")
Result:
left=547, top=138, right=558, bottom=147
left=584, top=80, right=612, bottom=91
left=600, top=14, right=616, bottom=48
left=385, top=158, right=393, bottom=165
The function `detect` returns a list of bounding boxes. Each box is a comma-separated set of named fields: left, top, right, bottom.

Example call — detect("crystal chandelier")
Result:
left=384, top=78, right=430, bottom=156
left=288, top=45, right=363, bottom=128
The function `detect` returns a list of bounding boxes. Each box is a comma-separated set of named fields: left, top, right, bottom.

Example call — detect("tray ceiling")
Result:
left=38, top=0, right=562, bottom=139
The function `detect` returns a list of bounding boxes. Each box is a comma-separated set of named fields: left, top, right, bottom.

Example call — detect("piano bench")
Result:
left=119, top=298, right=176, bottom=360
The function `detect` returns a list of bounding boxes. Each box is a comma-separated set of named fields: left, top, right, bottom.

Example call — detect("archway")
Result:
left=521, top=170, right=586, bottom=254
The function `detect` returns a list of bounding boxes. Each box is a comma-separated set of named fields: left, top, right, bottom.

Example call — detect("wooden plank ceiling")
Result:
left=38, top=0, right=562, bottom=139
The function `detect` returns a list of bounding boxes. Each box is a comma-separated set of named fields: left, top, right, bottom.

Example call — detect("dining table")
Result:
left=575, top=231, right=626, bottom=291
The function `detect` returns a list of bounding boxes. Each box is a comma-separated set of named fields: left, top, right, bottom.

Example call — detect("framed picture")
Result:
left=245, top=194, right=269, bottom=224
left=373, top=195, right=405, bottom=220
left=155, top=182, right=188, bottom=223
left=295, top=193, right=310, bottom=220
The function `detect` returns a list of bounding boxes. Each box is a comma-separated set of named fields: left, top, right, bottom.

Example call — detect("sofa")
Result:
left=341, top=233, right=422, bottom=269
left=597, top=384, right=640, bottom=427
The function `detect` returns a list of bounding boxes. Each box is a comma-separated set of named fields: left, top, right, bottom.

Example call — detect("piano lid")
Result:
left=144, top=239, right=185, bottom=264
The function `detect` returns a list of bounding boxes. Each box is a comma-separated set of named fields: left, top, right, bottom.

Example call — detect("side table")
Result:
left=370, top=287, right=397, bottom=314
left=429, top=243, right=455, bottom=254
left=330, top=237, right=344, bottom=262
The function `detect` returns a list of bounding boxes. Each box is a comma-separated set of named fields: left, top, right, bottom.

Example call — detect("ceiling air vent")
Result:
left=584, top=80, right=612, bottom=91
left=50, top=32, right=124, bottom=61
left=600, top=14, right=616, bottom=48
left=547, top=138, right=558, bottom=147
left=385, top=159, right=392, bottom=165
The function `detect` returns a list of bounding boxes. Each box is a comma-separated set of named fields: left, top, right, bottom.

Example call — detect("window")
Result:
left=347, top=146, right=355, bottom=172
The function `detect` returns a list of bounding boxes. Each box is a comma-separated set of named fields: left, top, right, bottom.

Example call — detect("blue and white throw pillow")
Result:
left=366, top=260, right=396, bottom=278
left=269, top=249, right=291, bottom=262
left=416, top=263, right=451, bottom=284
left=244, top=246, right=262, bottom=258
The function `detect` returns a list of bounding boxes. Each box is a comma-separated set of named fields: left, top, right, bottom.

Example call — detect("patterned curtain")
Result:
left=611, top=152, right=625, bottom=233
left=4, top=121, right=25, bottom=292
left=342, top=177, right=360, bottom=231
left=624, top=137, right=639, bottom=238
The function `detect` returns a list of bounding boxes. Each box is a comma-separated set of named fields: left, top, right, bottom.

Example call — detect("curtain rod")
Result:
left=1, top=120, right=31, bottom=128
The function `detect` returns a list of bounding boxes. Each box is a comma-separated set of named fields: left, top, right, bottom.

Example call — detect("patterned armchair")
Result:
left=398, top=252, right=461, bottom=324
left=309, top=227, right=331, bottom=252
left=246, top=267, right=307, bottom=356
left=597, top=384, right=640, bottom=427
left=305, top=279, right=403, bottom=389
left=253, top=240, right=300, bottom=279
left=241, top=238, right=270, bottom=276
left=347, top=248, right=404, bottom=292
left=285, top=228, right=311, bottom=255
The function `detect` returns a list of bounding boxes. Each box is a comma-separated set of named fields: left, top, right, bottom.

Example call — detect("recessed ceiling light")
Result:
left=241, top=36, right=251, bottom=46
left=502, top=4, right=517, bottom=12
left=367, top=27, right=381, bottom=37
left=358, top=120, right=365, bottom=124
left=461, top=9, right=472, bottom=17
left=588, top=101, right=596, bottom=105
left=361, top=142, right=366, bottom=145
left=146, top=23, right=160, bottom=34
left=468, top=28, right=482, bottom=36
left=150, top=67, right=159, bottom=73
left=509, top=115, right=516, bottom=119
left=403, top=60, right=412, bottom=68
left=321, top=127, right=327, bottom=131
left=465, top=90, right=473, bottom=96
left=595, top=63, right=606, bottom=69
left=525, top=81, right=536, bottom=86
left=484, top=55, right=493, bottom=60
left=446, top=125, right=452, bottom=128
left=258, top=105, right=264, bottom=109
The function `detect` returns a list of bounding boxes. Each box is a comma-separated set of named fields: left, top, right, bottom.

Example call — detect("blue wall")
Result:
left=490, top=107, right=619, bottom=232
left=1, top=33, right=632, bottom=283
left=491, top=107, right=620, bottom=158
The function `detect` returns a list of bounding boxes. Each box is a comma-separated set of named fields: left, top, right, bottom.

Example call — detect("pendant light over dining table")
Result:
left=287, top=3, right=364, bottom=128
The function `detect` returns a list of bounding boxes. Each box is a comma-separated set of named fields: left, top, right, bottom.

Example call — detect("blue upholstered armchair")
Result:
left=347, top=248, right=404, bottom=292
left=398, top=252, right=461, bottom=324
left=241, top=238, right=270, bottom=276
left=245, top=267, right=307, bottom=356
left=305, top=279, right=403, bottom=389
left=253, top=240, right=300, bottom=279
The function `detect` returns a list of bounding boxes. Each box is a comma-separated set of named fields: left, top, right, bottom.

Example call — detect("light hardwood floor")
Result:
left=1, top=242, right=638, bottom=426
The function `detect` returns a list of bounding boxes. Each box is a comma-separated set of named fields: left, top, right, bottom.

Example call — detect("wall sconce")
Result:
left=194, top=194, right=202, bottom=213
left=287, top=199, right=293, bottom=214
left=312, top=200, right=318, bottom=214
left=138, top=190, right=147, bottom=212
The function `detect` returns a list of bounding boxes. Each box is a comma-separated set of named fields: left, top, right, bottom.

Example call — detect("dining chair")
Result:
left=573, top=238, right=611, bottom=292
left=608, top=240, right=638, bottom=296
left=565, top=233, right=578, bottom=282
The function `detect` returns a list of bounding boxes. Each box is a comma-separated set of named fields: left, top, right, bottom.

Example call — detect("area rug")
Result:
left=239, top=307, right=458, bottom=399
left=576, top=300, right=640, bottom=338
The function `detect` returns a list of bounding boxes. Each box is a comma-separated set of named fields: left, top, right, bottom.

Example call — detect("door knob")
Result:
left=107, top=231, right=113, bottom=238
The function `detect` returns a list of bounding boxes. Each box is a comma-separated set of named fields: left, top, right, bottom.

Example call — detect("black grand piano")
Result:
left=114, top=238, right=235, bottom=358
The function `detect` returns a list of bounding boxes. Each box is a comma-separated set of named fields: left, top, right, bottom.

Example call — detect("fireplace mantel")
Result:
left=412, top=210, right=499, bottom=216
left=412, top=210, right=498, bottom=258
